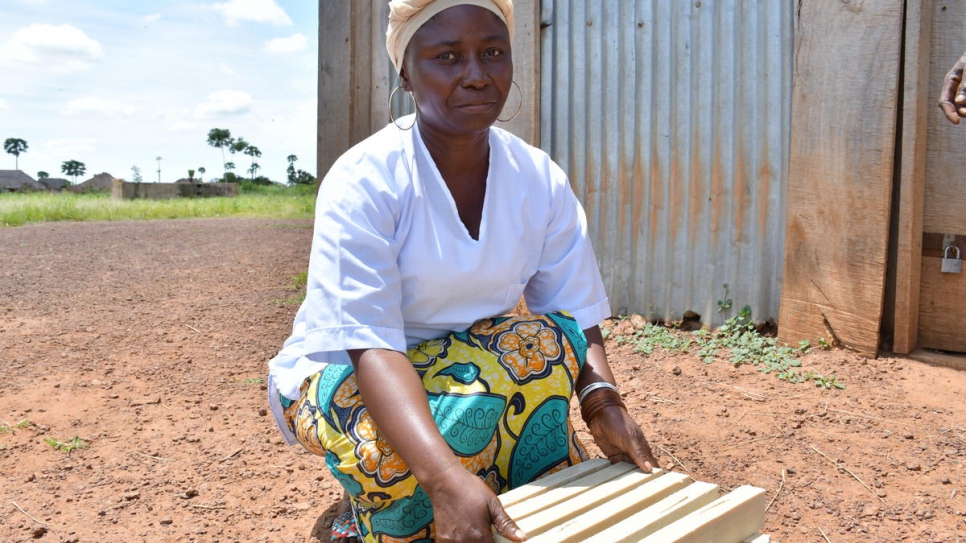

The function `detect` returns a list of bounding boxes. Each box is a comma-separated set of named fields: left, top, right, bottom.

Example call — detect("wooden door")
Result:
left=918, top=2, right=966, bottom=353
left=896, top=0, right=966, bottom=354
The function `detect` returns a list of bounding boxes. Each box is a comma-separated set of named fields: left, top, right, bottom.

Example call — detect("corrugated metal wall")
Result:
left=540, top=0, right=793, bottom=325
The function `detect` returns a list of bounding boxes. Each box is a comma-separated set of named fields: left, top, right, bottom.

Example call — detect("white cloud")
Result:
left=0, top=98, right=7, bottom=111
left=264, top=33, right=307, bottom=54
left=193, top=90, right=253, bottom=119
left=218, top=63, right=236, bottom=76
left=142, top=13, right=162, bottom=23
left=63, top=97, right=138, bottom=118
left=0, top=24, right=104, bottom=73
left=209, top=0, right=292, bottom=26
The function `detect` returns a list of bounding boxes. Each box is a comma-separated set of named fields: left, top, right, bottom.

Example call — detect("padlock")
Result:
left=942, top=245, right=962, bottom=273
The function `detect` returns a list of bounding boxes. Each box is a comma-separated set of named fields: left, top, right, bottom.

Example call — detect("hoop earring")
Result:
left=389, top=86, right=417, bottom=130
left=497, top=81, right=523, bottom=123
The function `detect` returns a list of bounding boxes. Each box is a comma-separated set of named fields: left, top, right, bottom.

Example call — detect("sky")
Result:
left=0, top=0, right=318, bottom=184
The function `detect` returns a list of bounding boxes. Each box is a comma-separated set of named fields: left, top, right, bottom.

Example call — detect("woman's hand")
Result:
left=576, top=325, right=659, bottom=473
left=424, top=463, right=527, bottom=543
left=939, top=51, right=966, bottom=124
left=586, top=405, right=659, bottom=473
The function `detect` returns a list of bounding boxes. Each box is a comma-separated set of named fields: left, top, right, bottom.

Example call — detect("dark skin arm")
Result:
left=348, top=348, right=526, bottom=543
left=576, top=326, right=659, bottom=473
left=939, top=50, right=966, bottom=124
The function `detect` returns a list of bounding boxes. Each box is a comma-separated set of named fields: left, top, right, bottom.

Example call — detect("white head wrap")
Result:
left=386, top=0, right=514, bottom=74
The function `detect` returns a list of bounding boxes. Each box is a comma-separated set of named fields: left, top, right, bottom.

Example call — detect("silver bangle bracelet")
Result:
left=577, top=381, right=619, bottom=404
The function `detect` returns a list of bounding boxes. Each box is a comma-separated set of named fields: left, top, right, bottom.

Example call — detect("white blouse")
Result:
left=268, top=116, right=610, bottom=444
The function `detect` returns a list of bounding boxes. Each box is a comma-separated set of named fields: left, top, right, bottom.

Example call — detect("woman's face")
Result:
left=401, top=5, right=513, bottom=136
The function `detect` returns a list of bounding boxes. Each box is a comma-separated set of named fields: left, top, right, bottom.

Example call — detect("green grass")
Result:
left=0, top=185, right=316, bottom=227
left=0, top=419, right=32, bottom=433
left=44, top=436, right=87, bottom=454
left=275, top=270, right=309, bottom=306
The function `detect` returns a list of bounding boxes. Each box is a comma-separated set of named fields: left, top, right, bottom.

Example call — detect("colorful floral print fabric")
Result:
left=280, top=312, right=590, bottom=542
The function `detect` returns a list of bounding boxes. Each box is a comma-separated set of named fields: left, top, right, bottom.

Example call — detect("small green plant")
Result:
left=0, top=419, right=33, bottom=433
left=615, top=306, right=845, bottom=390
left=617, top=323, right=694, bottom=355
left=806, top=372, right=845, bottom=389
left=44, top=436, right=87, bottom=454
left=291, top=270, right=308, bottom=291
left=716, top=284, right=733, bottom=313
left=275, top=270, right=309, bottom=306
left=817, top=337, right=831, bottom=350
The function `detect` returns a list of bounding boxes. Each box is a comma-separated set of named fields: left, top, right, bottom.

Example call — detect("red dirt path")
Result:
left=1, top=218, right=964, bottom=543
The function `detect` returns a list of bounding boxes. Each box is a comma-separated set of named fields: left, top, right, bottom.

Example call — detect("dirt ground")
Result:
left=1, top=217, right=965, bottom=543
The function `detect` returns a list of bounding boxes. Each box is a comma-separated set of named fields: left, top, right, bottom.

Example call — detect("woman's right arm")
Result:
left=348, top=348, right=527, bottom=543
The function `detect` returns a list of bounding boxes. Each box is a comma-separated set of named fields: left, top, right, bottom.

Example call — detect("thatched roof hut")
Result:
left=39, top=177, right=70, bottom=191
left=0, top=170, right=44, bottom=192
left=72, top=172, right=117, bottom=192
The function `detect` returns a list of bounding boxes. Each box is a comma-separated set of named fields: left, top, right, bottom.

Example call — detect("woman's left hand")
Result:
left=586, top=405, right=659, bottom=473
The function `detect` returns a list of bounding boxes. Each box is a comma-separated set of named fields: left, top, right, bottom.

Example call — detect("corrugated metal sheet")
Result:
left=540, top=0, right=793, bottom=326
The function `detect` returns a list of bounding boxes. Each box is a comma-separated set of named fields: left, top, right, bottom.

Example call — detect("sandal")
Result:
left=330, top=507, right=361, bottom=542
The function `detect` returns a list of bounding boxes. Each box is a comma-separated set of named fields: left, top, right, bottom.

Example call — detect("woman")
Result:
left=267, top=1, right=658, bottom=541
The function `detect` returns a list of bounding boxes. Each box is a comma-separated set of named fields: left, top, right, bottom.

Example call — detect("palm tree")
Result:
left=37, top=171, right=49, bottom=180
left=286, top=154, right=298, bottom=185
left=197, top=166, right=206, bottom=182
left=244, top=145, right=261, bottom=180
left=206, top=128, right=232, bottom=180
left=230, top=138, right=248, bottom=159
left=3, top=138, right=28, bottom=170
left=61, top=160, right=86, bottom=185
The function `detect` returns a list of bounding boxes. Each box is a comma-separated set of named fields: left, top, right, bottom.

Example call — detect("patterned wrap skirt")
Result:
left=280, top=312, right=591, bottom=542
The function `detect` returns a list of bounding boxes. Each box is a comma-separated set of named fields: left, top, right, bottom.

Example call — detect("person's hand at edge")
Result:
left=939, top=51, right=966, bottom=124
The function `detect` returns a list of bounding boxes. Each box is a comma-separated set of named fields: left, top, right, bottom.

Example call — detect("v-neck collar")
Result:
left=411, top=123, right=493, bottom=244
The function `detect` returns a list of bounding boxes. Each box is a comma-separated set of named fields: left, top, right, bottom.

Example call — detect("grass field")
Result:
left=0, top=184, right=316, bottom=227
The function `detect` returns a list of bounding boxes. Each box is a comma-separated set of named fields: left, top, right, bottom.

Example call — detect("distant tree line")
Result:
left=6, top=132, right=316, bottom=187
left=207, top=128, right=314, bottom=186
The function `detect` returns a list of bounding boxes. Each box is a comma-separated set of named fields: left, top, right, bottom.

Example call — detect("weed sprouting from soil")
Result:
left=611, top=306, right=845, bottom=389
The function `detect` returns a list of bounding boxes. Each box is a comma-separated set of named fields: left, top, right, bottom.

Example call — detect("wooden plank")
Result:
left=637, top=485, right=766, bottom=543
left=503, top=462, right=638, bottom=520
left=742, top=534, right=770, bottom=543
left=907, top=347, right=966, bottom=371
left=317, top=1, right=353, bottom=180
left=917, top=257, right=966, bottom=351
left=579, top=481, right=720, bottom=543
left=778, top=0, right=905, bottom=357
left=519, top=472, right=693, bottom=543
left=498, top=0, right=540, bottom=145
left=497, top=458, right=611, bottom=508
left=893, top=0, right=933, bottom=354
left=510, top=468, right=666, bottom=538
